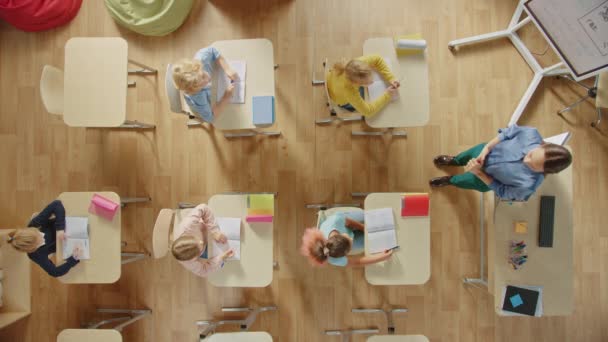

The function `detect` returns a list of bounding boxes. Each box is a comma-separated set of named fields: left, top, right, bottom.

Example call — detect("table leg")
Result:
left=305, top=203, right=361, bottom=210
left=121, top=253, right=148, bottom=265
left=196, top=306, right=277, bottom=340
left=86, top=308, right=151, bottom=331
left=128, top=59, right=158, bottom=75
left=119, top=120, right=156, bottom=129
left=121, top=197, right=152, bottom=207
left=352, top=308, right=408, bottom=335
left=463, top=193, right=488, bottom=287
left=221, top=191, right=278, bottom=196
left=224, top=129, right=281, bottom=138
left=352, top=128, right=407, bottom=137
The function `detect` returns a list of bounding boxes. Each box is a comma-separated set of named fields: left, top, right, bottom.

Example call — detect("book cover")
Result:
left=252, top=96, right=275, bottom=126
left=401, top=193, right=429, bottom=217
left=502, top=285, right=540, bottom=316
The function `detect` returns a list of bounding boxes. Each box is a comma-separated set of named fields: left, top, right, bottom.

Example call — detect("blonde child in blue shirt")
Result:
left=172, top=47, right=237, bottom=123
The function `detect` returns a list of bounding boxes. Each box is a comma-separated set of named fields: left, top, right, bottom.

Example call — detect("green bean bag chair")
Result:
left=104, top=0, right=194, bottom=36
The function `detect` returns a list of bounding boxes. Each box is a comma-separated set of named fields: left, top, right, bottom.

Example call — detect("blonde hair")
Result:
left=333, top=59, right=372, bottom=83
left=2, top=228, right=41, bottom=253
left=172, top=59, right=205, bottom=94
left=171, top=235, right=203, bottom=261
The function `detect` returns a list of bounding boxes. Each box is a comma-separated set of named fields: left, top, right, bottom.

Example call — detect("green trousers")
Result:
left=449, top=143, right=492, bottom=192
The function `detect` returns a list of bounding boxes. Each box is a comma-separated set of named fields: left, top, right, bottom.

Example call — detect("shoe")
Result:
left=429, top=176, right=452, bottom=187
left=433, top=155, right=458, bottom=167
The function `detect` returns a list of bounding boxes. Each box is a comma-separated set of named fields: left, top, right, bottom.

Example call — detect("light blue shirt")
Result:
left=484, top=125, right=545, bottom=201
left=319, top=213, right=351, bottom=267
left=184, top=47, right=221, bottom=123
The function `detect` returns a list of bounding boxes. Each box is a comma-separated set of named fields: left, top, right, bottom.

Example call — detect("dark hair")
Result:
left=308, top=234, right=352, bottom=264
left=542, top=143, right=572, bottom=174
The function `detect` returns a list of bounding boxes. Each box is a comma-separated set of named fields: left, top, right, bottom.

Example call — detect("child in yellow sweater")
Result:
left=327, top=55, right=400, bottom=117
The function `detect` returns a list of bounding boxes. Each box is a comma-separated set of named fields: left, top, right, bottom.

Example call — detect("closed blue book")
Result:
left=252, top=96, right=275, bottom=126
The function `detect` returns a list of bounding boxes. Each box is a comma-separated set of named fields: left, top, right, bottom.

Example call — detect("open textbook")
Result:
left=367, top=57, right=400, bottom=102
left=211, top=217, right=242, bottom=261
left=364, top=208, right=398, bottom=254
left=217, top=60, right=246, bottom=104
left=63, top=217, right=90, bottom=260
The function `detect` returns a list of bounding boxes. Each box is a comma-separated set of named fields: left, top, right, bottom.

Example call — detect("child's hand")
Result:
left=226, top=69, right=238, bottom=81
left=57, top=231, right=67, bottom=242
left=387, top=85, right=398, bottom=97
left=221, top=249, right=235, bottom=260
left=72, top=247, right=83, bottom=260
left=390, top=80, right=401, bottom=88
left=382, top=249, right=394, bottom=260
left=223, top=83, right=236, bottom=98
left=213, top=231, right=227, bottom=244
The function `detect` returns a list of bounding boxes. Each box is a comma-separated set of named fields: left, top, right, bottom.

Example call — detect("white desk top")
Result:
left=207, top=332, right=272, bottom=342
left=362, top=38, right=430, bottom=128
left=368, top=335, right=429, bottom=342
left=364, top=193, right=431, bottom=285
left=56, top=192, right=122, bottom=284
left=492, top=164, right=573, bottom=316
left=211, top=39, right=275, bottom=130
left=58, top=329, right=122, bottom=342
left=206, top=194, right=274, bottom=287
left=63, top=37, right=128, bottom=127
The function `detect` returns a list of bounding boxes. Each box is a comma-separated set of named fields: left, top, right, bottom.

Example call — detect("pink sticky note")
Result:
left=246, top=215, right=273, bottom=223
left=88, top=194, right=119, bottom=220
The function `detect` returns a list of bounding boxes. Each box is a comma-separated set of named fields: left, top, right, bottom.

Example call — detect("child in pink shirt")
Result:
left=171, top=204, right=234, bottom=277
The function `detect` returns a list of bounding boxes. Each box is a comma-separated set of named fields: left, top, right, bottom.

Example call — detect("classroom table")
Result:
left=207, top=332, right=272, bottom=342
left=210, top=39, right=280, bottom=137
left=58, top=329, right=122, bottom=342
left=55, top=193, right=148, bottom=284
left=363, top=193, right=430, bottom=285
left=57, top=192, right=122, bottom=284
left=63, top=37, right=156, bottom=128
left=358, top=37, right=430, bottom=136
left=491, top=164, right=573, bottom=316
left=174, top=194, right=274, bottom=287
left=368, top=336, right=429, bottom=342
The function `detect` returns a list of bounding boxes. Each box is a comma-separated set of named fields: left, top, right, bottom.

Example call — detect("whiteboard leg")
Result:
left=508, top=72, right=543, bottom=126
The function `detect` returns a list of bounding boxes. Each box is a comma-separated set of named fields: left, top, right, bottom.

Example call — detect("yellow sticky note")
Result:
left=514, top=221, right=528, bottom=234
left=247, top=194, right=274, bottom=216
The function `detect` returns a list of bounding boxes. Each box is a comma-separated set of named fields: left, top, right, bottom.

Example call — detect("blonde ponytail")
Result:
left=3, top=228, right=40, bottom=253
left=333, top=59, right=372, bottom=83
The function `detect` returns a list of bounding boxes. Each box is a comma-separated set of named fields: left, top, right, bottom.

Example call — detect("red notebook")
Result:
left=401, top=193, right=429, bottom=217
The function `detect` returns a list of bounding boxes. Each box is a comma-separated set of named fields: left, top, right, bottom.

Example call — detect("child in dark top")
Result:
left=3, top=200, right=81, bottom=277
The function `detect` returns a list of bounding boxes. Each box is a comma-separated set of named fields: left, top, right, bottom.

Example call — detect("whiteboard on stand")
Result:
left=525, top=0, right=608, bottom=80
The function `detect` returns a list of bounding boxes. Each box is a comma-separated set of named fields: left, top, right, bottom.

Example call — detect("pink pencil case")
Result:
left=246, top=215, right=273, bottom=223
left=88, top=194, right=119, bottom=220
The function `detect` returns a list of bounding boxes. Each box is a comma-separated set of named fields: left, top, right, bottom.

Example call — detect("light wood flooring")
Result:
left=0, top=0, right=606, bottom=341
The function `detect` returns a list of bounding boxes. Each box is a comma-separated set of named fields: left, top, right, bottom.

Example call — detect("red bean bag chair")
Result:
left=0, top=0, right=83, bottom=32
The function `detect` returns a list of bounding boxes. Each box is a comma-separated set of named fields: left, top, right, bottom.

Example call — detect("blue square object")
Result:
left=510, top=294, right=524, bottom=308
left=252, top=96, right=275, bottom=126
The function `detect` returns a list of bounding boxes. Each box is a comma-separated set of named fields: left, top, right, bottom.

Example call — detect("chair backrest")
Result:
left=152, top=209, right=175, bottom=259
left=165, top=64, right=192, bottom=115
left=40, top=65, right=64, bottom=115
left=596, top=72, right=608, bottom=109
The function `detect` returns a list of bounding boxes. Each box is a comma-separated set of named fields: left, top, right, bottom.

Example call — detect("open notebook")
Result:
left=217, top=60, right=246, bottom=104
left=367, top=57, right=400, bottom=102
left=63, top=217, right=90, bottom=260
left=211, top=217, right=242, bottom=260
left=364, top=208, right=398, bottom=254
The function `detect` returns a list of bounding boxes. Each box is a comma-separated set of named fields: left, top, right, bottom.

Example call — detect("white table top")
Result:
left=56, top=192, right=121, bottom=284
left=63, top=37, right=128, bottom=127
left=206, top=194, right=274, bottom=287
left=362, top=38, right=430, bottom=128
left=368, top=335, right=429, bottom=342
left=58, top=329, right=122, bottom=342
left=207, top=332, right=272, bottom=342
left=211, top=39, right=275, bottom=130
left=492, top=164, right=573, bottom=316
left=364, top=193, right=431, bottom=285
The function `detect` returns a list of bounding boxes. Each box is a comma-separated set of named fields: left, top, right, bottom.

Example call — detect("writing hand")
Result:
left=213, top=232, right=228, bottom=244
left=72, top=246, right=83, bottom=260
left=222, top=249, right=235, bottom=260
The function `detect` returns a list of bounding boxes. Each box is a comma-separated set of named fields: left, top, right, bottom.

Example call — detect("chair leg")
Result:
left=557, top=94, right=591, bottom=114
left=592, top=107, right=603, bottom=128
left=557, top=74, right=592, bottom=90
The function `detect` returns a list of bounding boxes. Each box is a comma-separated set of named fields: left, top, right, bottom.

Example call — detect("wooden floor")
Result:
left=1, top=0, right=607, bottom=341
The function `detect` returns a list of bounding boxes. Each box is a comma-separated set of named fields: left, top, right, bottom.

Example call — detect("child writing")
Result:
left=300, top=211, right=393, bottom=267
left=327, top=55, right=400, bottom=117
left=2, top=200, right=82, bottom=278
left=172, top=203, right=234, bottom=277
left=172, top=46, right=237, bottom=124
